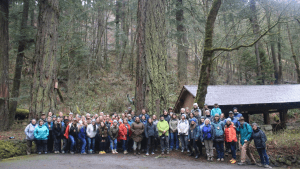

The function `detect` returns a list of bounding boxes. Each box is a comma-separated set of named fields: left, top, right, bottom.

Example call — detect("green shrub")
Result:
left=15, top=108, right=29, bottom=120
left=0, top=140, right=33, bottom=159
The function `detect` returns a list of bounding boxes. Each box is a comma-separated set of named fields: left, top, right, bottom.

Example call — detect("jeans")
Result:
left=179, top=134, right=188, bottom=151
left=133, top=141, right=141, bottom=150
left=36, top=140, right=47, bottom=153
left=87, top=137, right=95, bottom=152
left=160, top=136, right=169, bottom=152
left=196, top=140, right=203, bottom=155
left=230, top=142, right=236, bottom=159
left=69, top=135, right=76, bottom=152
left=110, top=138, right=117, bottom=150
left=62, top=138, right=68, bottom=152
left=79, top=138, right=86, bottom=154
left=214, top=141, right=224, bottom=158
left=188, top=139, right=199, bottom=155
left=147, top=136, right=155, bottom=153
left=169, top=132, right=179, bottom=150
left=100, top=140, right=107, bottom=151
left=53, top=136, right=61, bottom=152
left=241, top=141, right=256, bottom=163
left=122, top=139, right=128, bottom=151
left=47, top=130, right=53, bottom=152
left=257, top=148, right=269, bottom=165
left=204, top=140, right=214, bottom=157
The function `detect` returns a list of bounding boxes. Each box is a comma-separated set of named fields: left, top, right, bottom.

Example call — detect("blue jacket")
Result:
left=188, top=124, right=198, bottom=140
left=139, top=114, right=150, bottom=121
left=237, top=122, right=252, bottom=145
left=251, top=128, right=267, bottom=149
left=78, top=126, right=86, bottom=140
left=195, top=125, right=202, bottom=140
left=200, top=124, right=215, bottom=141
left=145, top=123, right=157, bottom=138
left=189, top=117, right=199, bottom=125
left=34, top=125, right=49, bottom=140
left=212, top=120, right=225, bottom=142
left=24, top=123, right=37, bottom=140
left=225, top=117, right=240, bottom=128
left=211, top=108, right=222, bottom=117
left=128, top=119, right=134, bottom=126
left=234, top=112, right=242, bottom=119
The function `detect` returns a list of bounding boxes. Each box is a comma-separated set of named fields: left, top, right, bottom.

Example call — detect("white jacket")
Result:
left=177, top=119, right=189, bottom=135
left=86, top=124, right=98, bottom=138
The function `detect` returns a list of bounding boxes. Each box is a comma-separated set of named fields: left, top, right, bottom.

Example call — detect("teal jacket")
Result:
left=211, top=108, right=222, bottom=117
left=157, top=120, right=169, bottom=136
left=237, top=122, right=252, bottom=145
left=34, top=124, right=49, bottom=140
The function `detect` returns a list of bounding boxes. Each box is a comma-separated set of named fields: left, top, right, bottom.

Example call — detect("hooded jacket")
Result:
left=224, top=122, right=237, bottom=142
left=211, top=107, right=222, bottom=117
left=131, top=121, right=144, bottom=142
left=87, top=124, right=98, bottom=138
left=212, top=120, right=225, bottom=142
left=118, top=123, right=132, bottom=141
left=25, top=123, right=37, bottom=140
left=157, top=119, right=169, bottom=136
left=200, top=123, right=215, bottom=142
left=145, top=122, right=157, bottom=138
left=188, top=123, right=198, bottom=140
left=52, top=122, right=62, bottom=138
left=251, top=127, right=267, bottom=149
left=109, top=125, right=119, bottom=140
left=34, top=124, right=49, bottom=140
left=177, top=119, right=189, bottom=135
left=237, top=122, right=252, bottom=145
left=98, top=125, right=109, bottom=139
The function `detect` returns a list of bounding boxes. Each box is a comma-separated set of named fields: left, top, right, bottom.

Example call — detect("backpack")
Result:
left=203, top=125, right=212, bottom=140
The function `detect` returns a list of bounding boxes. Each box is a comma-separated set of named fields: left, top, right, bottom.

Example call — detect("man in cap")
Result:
left=211, top=103, right=222, bottom=117
left=157, top=115, right=169, bottom=155
left=191, top=103, right=201, bottom=117
left=233, top=107, right=242, bottom=120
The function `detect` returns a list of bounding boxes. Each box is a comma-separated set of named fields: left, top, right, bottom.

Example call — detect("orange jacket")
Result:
left=224, top=122, right=237, bottom=142
left=118, top=123, right=132, bottom=142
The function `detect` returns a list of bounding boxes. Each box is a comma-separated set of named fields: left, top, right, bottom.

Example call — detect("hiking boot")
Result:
left=151, top=152, right=155, bottom=155
left=264, top=165, right=272, bottom=168
left=161, top=152, right=164, bottom=155
left=166, top=151, right=169, bottom=155
left=38, top=152, right=41, bottom=155
left=210, top=157, right=214, bottom=162
left=181, top=149, right=184, bottom=153
left=207, top=157, right=210, bottom=161
left=187, top=149, right=190, bottom=153
left=62, top=151, right=65, bottom=154
left=238, top=162, right=246, bottom=166
left=146, top=152, right=149, bottom=156
left=221, top=158, right=224, bottom=162
left=257, top=163, right=263, bottom=167
left=217, top=158, right=220, bottom=161
left=195, top=155, right=199, bottom=159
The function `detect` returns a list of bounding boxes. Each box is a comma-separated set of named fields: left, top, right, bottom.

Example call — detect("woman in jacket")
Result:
left=109, top=120, right=119, bottom=154
left=62, top=119, right=69, bottom=154
left=77, top=121, right=87, bottom=154
left=145, top=118, right=157, bottom=155
left=140, top=115, right=147, bottom=152
left=178, top=114, right=189, bottom=153
left=201, top=118, right=215, bottom=161
left=87, top=119, right=98, bottom=154
left=251, top=123, right=272, bottom=168
left=131, top=117, right=145, bottom=155
left=188, top=119, right=199, bottom=159
left=189, top=112, right=198, bottom=125
left=212, top=114, right=225, bottom=162
left=45, top=116, right=53, bottom=153
left=118, top=118, right=131, bottom=154
left=169, top=114, right=179, bottom=151
left=69, top=118, right=78, bottom=154
left=52, top=117, right=63, bottom=154
left=34, top=119, right=49, bottom=154
left=98, top=121, right=108, bottom=154
left=224, top=118, right=237, bottom=164
left=24, top=119, right=37, bottom=155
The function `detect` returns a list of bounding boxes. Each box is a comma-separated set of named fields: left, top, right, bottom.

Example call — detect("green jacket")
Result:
left=157, top=120, right=169, bottom=136
left=237, top=122, right=252, bottom=145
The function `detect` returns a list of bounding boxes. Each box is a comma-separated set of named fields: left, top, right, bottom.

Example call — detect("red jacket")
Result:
left=118, top=123, right=132, bottom=142
left=224, top=122, right=237, bottom=142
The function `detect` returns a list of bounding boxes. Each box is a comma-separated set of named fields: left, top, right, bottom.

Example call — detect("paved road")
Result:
left=0, top=154, right=261, bottom=169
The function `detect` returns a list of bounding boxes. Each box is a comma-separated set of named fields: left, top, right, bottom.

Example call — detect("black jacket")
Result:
left=145, top=123, right=157, bottom=138
left=251, top=128, right=267, bottom=149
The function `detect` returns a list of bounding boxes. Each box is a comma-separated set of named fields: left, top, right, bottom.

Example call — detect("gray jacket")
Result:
left=169, top=119, right=179, bottom=133
left=24, top=123, right=37, bottom=140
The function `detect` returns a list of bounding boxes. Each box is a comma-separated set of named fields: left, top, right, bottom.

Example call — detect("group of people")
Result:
left=24, top=103, right=271, bottom=168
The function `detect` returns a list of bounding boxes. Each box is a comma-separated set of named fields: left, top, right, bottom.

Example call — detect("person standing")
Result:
left=69, top=119, right=78, bottom=154
left=251, top=123, right=272, bottom=168
left=24, top=119, right=37, bottom=155
left=212, top=114, right=225, bottom=161
left=152, top=115, right=159, bottom=151
left=62, top=119, right=69, bottom=154
left=109, top=120, right=119, bottom=154
left=87, top=119, right=98, bottom=154
left=52, top=117, right=63, bottom=154
left=191, top=103, right=201, bottom=116
left=45, top=116, right=53, bottom=153
left=145, top=118, right=157, bottom=155
left=201, top=104, right=211, bottom=116
left=157, top=115, right=169, bottom=155
left=188, top=119, right=200, bottom=159
left=178, top=114, right=189, bottom=153
left=34, top=119, right=49, bottom=154
left=98, top=121, right=109, bottom=154
left=237, top=117, right=256, bottom=166
left=78, top=122, right=87, bottom=154
left=169, top=114, right=179, bottom=151
left=163, top=110, right=171, bottom=123
left=118, top=118, right=131, bottom=154
left=131, top=117, right=145, bottom=155
left=211, top=103, right=222, bottom=117
left=224, top=118, right=237, bottom=164
left=201, top=119, right=215, bottom=162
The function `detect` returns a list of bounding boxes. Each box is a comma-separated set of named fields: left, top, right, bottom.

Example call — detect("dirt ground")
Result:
left=0, top=153, right=261, bottom=169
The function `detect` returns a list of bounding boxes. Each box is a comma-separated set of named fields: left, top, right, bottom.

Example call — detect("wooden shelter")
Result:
left=174, top=85, right=300, bottom=124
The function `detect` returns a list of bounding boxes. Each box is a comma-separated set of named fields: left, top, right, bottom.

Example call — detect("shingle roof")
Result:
left=183, top=84, right=300, bottom=106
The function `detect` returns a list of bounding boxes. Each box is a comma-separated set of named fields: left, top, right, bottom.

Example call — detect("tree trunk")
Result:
left=194, top=38, right=199, bottom=77
left=9, top=0, right=30, bottom=126
left=145, top=0, right=169, bottom=115
left=29, top=0, right=59, bottom=119
left=287, top=23, right=300, bottom=83
left=115, top=0, right=121, bottom=57
left=277, top=23, right=283, bottom=84
left=249, top=0, right=263, bottom=85
left=195, top=0, right=222, bottom=108
left=95, top=6, right=105, bottom=68
left=176, top=0, right=188, bottom=87
left=0, top=0, right=10, bottom=131
left=135, top=0, right=147, bottom=115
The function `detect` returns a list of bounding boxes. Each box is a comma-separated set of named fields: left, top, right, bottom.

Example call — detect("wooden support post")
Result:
left=279, top=109, right=288, bottom=123
left=263, top=112, right=270, bottom=124
left=244, top=113, right=250, bottom=123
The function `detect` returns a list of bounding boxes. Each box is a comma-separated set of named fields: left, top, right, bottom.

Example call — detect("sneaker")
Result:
left=99, top=151, right=102, bottom=154
left=187, top=149, right=190, bottom=153
left=167, top=151, right=169, bottom=155
left=231, top=159, right=237, bottom=164
left=103, top=151, right=106, bottom=154
left=221, top=158, right=224, bottom=162
left=264, top=165, right=272, bottom=168
left=124, top=150, right=128, bottom=155
left=115, top=149, right=118, bottom=154
left=210, top=157, right=214, bottom=162
left=44, top=152, right=47, bottom=154
left=151, top=152, right=155, bottom=155
left=71, top=152, right=74, bottom=154
left=217, top=158, right=220, bottom=161
left=161, top=152, right=164, bottom=155
left=112, top=150, right=115, bottom=154
left=230, top=159, right=233, bottom=162
left=207, top=157, right=210, bottom=161
left=257, top=163, right=263, bottom=167
left=146, top=153, right=149, bottom=156
left=38, top=152, right=42, bottom=155
left=62, top=151, right=65, bottom=154
left=81, top=152, right=87, bottom=155
left=238, top=162, right=246, bottom=166
left=181, top=149, right=184, bottom=153
left=175, top=148, right=179, bottom=151
left=27, top=152, right=31, bottom=155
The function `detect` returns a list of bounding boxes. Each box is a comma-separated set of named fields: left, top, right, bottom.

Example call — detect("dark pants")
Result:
left=47, top=130, right=53, bottom=152
left=100, top=139, right=107, bottom=151
left=53, top=136, right=61, bottom=152
left=106, top=136, right=111, bottom=152
left=128, top=138, right=134, bottom=151
left=62, top=138, right=69, bottom=152
left=26, top=140, right=36, bottom=153
left=123, top=139, right=128, bottom=151
left=36, top=140, right=47, bottom=153
left=160, top=136, right=169, bottom=152
left=215, top=141, right=224, bottom=159
left=188, top=139, right=199, bottom=155
left=147, top=136, right=155, bottom=153
left=230, top=142, right=236, bottom=159
left=196, top=140, right=203, bottom=155
left=141, top=136, right=147, bottom=150
left=257, top=148, right=269, bottom=165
